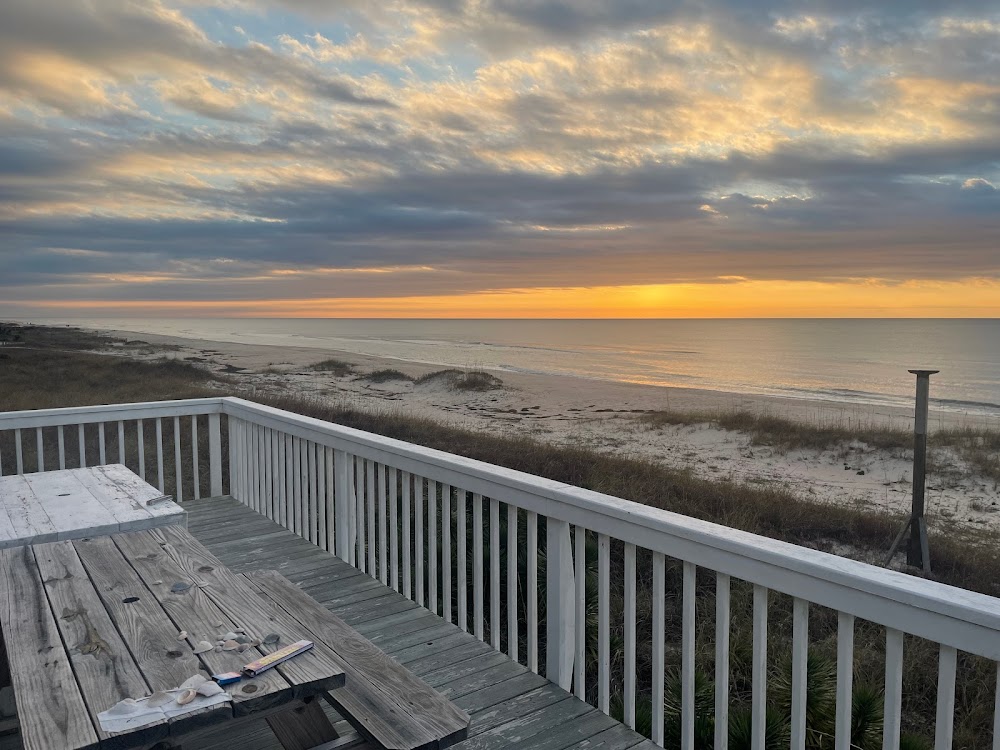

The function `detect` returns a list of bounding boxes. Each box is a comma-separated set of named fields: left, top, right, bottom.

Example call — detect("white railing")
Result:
left=3, top=396, right=1000, bottom=750
left=0, top=398, right=225, bottom=502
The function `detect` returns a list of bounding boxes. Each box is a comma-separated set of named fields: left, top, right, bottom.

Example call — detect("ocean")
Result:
left=31, top=318, right=1000, bottom=418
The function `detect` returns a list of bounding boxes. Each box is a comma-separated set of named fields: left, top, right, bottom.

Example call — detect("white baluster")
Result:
left=598, top=532, right=610, bottom=714
left=527, top=510, right=538, bottom=673
left=652, top=551, right=665, bottom=746
left=507, top=503, right=518, bottom=662
left=473, top=493, right=484, bottom=640
left=791, top=598, right=810, bottom=750
left=752, top=585, right=768, bottom=750
left=716, top=573, right=731, bottom=750
left=935, top=645, right=957, bottom=750
left=624, top=542, right=636, bottom=728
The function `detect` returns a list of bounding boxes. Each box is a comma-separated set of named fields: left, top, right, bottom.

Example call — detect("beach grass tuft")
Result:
left=415, top=368, right=503, bottom=391
left=308, top=358, right=355, bottom=376
left=359, top=368, right=415, bottom=383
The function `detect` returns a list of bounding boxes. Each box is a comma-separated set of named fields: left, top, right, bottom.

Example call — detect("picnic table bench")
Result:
left=0, top=523, right=469, bottom=750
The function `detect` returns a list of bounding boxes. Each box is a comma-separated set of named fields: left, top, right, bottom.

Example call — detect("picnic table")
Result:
left=0, top=464, right=185, bottom=549
left=0, top=525, right=349, bottom=750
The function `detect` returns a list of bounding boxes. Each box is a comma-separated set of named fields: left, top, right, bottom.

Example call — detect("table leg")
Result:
left=267, top=696, right=340, bottom=750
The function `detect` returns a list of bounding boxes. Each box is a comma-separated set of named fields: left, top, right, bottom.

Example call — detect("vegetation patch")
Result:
left=644, top=408, right=1000, bottom=483
left=415, top=368, right=503, bottom=391
left=359, top=369, right=414, bottom=384
left=308, top=358, right=355, bottom=377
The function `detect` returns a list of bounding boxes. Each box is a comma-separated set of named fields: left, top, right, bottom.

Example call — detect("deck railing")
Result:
left=2, top=396, right=999, bottom=750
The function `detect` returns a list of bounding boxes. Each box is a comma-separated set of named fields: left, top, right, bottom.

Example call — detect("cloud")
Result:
left=1, top=0, right=999, bottom=313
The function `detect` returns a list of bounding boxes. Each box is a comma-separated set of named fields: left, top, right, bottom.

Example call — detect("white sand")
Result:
left=95, top=328, right=1000, bottom=534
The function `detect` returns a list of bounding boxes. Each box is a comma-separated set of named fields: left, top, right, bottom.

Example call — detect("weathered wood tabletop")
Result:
left=0, top=464, right=186, bottom=549
left=0, top=525, right=347, bottom=750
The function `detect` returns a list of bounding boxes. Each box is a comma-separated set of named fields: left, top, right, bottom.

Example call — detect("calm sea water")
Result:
left=31, top=318, right=1000, bottom=417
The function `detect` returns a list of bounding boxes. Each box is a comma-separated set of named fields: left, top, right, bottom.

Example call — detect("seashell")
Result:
left=170, top=582, right=191, bottom=593
left=179, top=674, right=208, bottom=691
left=262, top=633, right=280, bottom=645
left=236, top=643, right=249, bottom=653
left=222, top=639, right=239, bottom=651
left=222, top=632, right=239, bottom=641
left=214, top=622, right=224, bottom=628
left=233, top=627, right=245, bottom=634
left=176, top=631, right=187, bottom=641
left=192, top=641, right=213, bottom=655
left=175, top=688, right=197, bottom=705
left=249, top=638, right=261, bottom=647
left=196, top=681, right=224, bottom=697
left=147, top=691, right=173, bottom=708
left=152, top=580, right=163, bottom=585
left=213, top=646, right=222, bottom=653
left=107, top=698, right=139, bottom=716
left=235, top=635, right=250, bottom=644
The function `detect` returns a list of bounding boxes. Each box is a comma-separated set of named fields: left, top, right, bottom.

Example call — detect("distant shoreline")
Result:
left=59, top=320, right=998, bottom=430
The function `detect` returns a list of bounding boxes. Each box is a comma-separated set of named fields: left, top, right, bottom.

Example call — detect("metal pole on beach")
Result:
left=906, top=370, right=937, bottom=571
left=884, top=369, right=938, bottom=572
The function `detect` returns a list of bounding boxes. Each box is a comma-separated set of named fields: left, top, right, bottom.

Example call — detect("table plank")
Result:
left=70, top=467, right=157, bottom=532
left=32, top=541, right=168, bottom=749
left=0, top=475, right=56, bottom=547
left=145, top=526, right=346, bottom=698
left=93, top=465, right=185, bottom=524
left=248, top=570, right=472, bottom=750
left=23, top=472, right=120, bottom=541
left=111, top=530, right=294, bottom=716
left=0, top=545, right=99, bottom=750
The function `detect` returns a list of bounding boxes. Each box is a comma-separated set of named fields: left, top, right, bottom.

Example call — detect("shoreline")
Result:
left=78, top=324, right=1000, bottom=534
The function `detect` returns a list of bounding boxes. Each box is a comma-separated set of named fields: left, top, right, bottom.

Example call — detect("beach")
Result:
left=87, top=327, right=1000, bottom=535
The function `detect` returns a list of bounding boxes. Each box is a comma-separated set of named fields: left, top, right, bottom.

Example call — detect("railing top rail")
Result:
left=222, top=396, right=1000, bottom=654
left=0, top=397, right=226, bottom=429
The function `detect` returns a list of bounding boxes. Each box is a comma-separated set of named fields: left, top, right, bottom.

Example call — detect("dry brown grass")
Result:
left=644, top=408, right=1000, bottom=483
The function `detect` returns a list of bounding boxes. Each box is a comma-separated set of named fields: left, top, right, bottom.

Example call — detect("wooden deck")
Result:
left=0, top=495, right=653, bottom=750
left=187, top=496, right=654, bottom=750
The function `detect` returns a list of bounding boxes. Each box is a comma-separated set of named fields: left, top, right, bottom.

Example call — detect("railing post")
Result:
left=334, top=449, right=352, bottom=562
left=208, top=413, right=223, bottom=497
left=546, top=517, right=575, bottom=690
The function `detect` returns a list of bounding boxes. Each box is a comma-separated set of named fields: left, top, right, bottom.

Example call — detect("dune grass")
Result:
left=644, top=408, right=1000, bottom=483
left=358, top=368, right=414, bottom=383
left=307, top=358, right=355, bottom=376
left=414, top=368, right=503, bottom=391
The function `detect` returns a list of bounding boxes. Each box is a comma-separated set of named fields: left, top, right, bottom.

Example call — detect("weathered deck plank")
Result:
left=180, top=497, right=649, bottom=750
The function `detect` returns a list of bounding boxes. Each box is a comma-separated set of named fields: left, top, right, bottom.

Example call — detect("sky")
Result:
left=1, top=0, right=999, bottom=318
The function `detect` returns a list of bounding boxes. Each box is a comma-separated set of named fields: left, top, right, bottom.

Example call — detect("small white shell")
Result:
left=236, top=643, right=249, bottom=653
left=192, top=641, right=214, bottom=654
left=196, top=681, right=224, bottom=697
left=179, top=674, right=208, bottom=691
left=106, top=698, right=139, bottom=716
left=176, top=631, right=188, bottom=641
left=222, top=639, right=239, bottom=651
left=175, top=688, right=197, bottom=705
left=147, top=691, right=173, bottom=708
left=222, top=632, right=239, bottom=641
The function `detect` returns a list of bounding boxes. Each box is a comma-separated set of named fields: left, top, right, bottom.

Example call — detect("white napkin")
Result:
left=97, top=678, right=231, bottom=733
